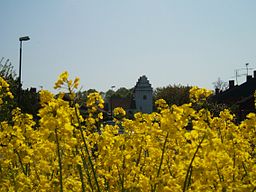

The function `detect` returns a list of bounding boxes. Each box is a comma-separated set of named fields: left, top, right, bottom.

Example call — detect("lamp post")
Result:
left=18, top=36, right=30, bottom=106
left=110, top=85, right=115, bottom=117
left=245, top=63, right=249, bottom=76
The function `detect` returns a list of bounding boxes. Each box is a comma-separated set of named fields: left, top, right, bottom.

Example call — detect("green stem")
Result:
left=74, top=147, right=87, bottom=192
left=153, top=132, right=169, bottom=192
left=217, top=128, right=223, bottom=143
left=103, top=175, right=110, bottom=191
left=187, top=166, right=193, bottom=188
left=157, top=133, right=169, bottom=177
left=133, top=141, right=143, bottom=182
left=183, top=134, right=205, bottom=192
left=117, top=164, right=125, bottom=192
left=74, top=102, right=101, bottom=192
left=14, top=149, right=26, bottom=176
left=77, top=164, right=86, bottom=192
left=241, top=161, right=247, bottom=181
left=215, top=163, right=223, bottom=182
left=55, top=128, right=63, bottom=192
left=122, top=155, right=125, bottom=192
left=80, top=149, right=94, bottom=191
left=32, top=161, right=41, bottom=182
left=69, top=85, right=100, bottom=191
left=11, top=168, right=18, bottom=192
left=166, top=157, right=173, bottom=177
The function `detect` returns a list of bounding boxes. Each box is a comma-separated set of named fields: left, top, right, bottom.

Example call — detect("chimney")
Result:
left=229, top=80, right=234, bottom=89
left=215, top=88, right=220, bottom=95
left=246, top=75, right=252, bottom=82
left=254, top=70, right=256, bottom=78
left=30, top=87, right=37, bottom=93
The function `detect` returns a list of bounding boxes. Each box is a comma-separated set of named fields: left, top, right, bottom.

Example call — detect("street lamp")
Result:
left=18, top=36, right=30, bottom=106
left=110, top=85, right=116, bottom=117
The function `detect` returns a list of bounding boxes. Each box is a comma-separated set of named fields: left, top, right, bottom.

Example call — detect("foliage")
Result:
left=104, top=89, right=115, bottom=101
left=0, top=58, right=39, bottom=119
left=75, top=89, right=99, bottom=106
left=115, top=87, right=132, bottom=98
left=105, top=87, right=132, bottom=101
left=154, top=84, right=191, bottom=106
left=0, top=57, right=16, bottom=81
left=0, top=72, right=255, bottom=191
left=0, top=58, right=18, bottom=121
left=0, top=58, right=18, bottom=100
left=154, top=84, right=234, bottom=118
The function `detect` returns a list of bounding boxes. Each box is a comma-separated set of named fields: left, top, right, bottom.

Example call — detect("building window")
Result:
left=143, top=95, right=147, bottom=100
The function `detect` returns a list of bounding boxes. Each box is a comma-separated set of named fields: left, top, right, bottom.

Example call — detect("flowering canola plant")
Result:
left=0, top=72, right=255, bottom=192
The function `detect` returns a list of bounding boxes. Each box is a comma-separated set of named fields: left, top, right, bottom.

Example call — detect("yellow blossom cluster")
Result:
left=189, top=86, right=213, bottom=104
left=0, top=76, right=14, bottom=105
left=113, top=107, right=126, bottom=120
left=0, top=72, right=255, bottom=191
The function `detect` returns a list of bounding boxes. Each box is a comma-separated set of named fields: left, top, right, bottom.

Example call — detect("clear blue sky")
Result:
left=1, top=0, right=256, bottom=93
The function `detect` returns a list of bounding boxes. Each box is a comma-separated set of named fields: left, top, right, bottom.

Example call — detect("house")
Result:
left=212, top=70, right=256, bottom=119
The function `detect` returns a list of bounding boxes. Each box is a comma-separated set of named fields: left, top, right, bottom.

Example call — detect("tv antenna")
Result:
left=232, top=63, right=254, bottom=85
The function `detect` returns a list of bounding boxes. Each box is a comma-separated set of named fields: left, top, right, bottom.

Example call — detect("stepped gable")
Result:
left=134, top=75, right=153, bottom=91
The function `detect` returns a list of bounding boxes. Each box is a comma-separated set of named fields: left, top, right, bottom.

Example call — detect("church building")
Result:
left=132, top=75, right=153, bottom=114
left=108, top=75, right=153, bottom=117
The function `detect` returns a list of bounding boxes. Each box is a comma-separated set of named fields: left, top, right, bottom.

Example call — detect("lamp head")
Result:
left=19, top=36, right=30, bottom=41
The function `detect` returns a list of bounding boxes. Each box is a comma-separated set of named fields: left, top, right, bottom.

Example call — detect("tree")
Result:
left=0, top=58, right=18, bottom=121
left=212, top=77, right=228, bottom=92
left=154, top=84, right=192, bottom=106
left=105, top=87, right=132, bottom=101
left=115, top=87, right=132, bottom=98
left=105, top=89, right=115, bottom=101
left=0, top=58, right=39, bottom=119
left=76, top=89, right=99, bottom=106
left=0, top=57, right=19, bottom=97
left=0, top=57, right=16, bottom=80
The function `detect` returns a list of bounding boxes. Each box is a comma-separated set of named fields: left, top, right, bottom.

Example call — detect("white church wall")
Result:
left=133, top=75, right=153, bottom=114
